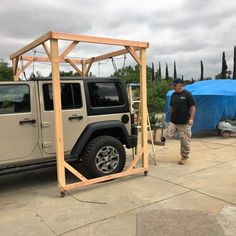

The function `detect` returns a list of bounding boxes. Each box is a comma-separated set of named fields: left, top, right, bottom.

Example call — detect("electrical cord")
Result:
left=58, top=184, right=107, bottom=205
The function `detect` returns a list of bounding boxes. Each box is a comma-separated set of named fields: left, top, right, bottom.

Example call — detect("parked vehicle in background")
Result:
left=217, top=120, right=236, bottom=138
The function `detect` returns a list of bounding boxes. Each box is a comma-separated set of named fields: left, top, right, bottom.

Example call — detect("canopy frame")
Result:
left=10, top=31, right=149, bottom=195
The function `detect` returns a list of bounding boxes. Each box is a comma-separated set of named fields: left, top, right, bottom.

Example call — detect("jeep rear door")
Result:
left=38, top=80, right=87, bottom=155
left=0, top=82, right=39, bottom=161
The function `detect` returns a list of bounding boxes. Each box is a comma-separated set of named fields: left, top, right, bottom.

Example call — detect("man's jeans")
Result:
left=167, top=122, right=192, bottom=159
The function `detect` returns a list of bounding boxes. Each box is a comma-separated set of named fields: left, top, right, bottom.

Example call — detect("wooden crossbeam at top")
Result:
left=10, top=31, right=149, bottom=60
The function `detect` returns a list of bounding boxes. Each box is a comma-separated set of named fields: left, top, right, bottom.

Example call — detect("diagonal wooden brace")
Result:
left=125, top=46, right=142, bottom=66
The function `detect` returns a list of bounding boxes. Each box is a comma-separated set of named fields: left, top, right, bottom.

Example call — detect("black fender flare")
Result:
left=71, top=120, right=136, bottom=157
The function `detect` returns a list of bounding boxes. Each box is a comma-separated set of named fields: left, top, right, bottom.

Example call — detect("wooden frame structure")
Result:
left=10, top=31, right=149, bottom=194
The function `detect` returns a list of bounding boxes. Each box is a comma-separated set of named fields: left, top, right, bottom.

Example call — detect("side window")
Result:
left=43, top=83, right=82, bottom=111
left=0, top=85, right=30, bottom=114
left=88, top=82, right=125, bottom=107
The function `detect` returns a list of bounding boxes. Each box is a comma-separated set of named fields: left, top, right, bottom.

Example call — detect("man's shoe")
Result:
left=179, top=159, right=187, bottom=165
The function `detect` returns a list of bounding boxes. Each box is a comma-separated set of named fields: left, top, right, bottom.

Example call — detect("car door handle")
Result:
left=19, top=119, right=36, bottom=125
left=68, top=115, right=83, bottom=121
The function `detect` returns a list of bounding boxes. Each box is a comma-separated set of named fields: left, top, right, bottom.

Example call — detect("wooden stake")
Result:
left=50, top=39, right=66, bottom=188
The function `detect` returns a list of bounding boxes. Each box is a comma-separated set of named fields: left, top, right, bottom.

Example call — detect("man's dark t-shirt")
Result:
left=170, top=90, right=195, bottom=125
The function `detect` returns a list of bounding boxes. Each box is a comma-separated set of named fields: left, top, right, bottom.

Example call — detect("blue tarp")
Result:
left=166, top=80, right=236, bottom=133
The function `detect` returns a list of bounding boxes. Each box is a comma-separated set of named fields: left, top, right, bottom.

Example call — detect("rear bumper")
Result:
left=126, top=135, right=137, bottom=148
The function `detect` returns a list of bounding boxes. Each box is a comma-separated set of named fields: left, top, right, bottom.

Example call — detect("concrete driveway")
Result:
left=1, top=135, right=236, bottom=236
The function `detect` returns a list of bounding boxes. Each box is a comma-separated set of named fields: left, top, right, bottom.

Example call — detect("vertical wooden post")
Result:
left=12, top=58, right=18, bottom=81
left=82, top=60, right=87, bottom=77
left=140, top=49, right=148, bottom=168
left=50, top=39, right=66, bottom=190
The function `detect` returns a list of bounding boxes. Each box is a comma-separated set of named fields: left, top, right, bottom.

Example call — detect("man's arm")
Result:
left=188, top=105, right=196, bottom=126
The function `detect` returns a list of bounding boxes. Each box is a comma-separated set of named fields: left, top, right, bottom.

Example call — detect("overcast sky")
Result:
left=1, top=0, right=236, bottom=79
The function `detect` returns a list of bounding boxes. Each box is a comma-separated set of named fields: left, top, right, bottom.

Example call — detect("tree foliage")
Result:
left=0, top=59, right=13, bottom=81
left=147, top=80, right=171, bottom=112
left=112, top=65, right=172, bottom=112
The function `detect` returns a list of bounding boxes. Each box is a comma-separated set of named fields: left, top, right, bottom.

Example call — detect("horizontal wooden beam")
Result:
left=10, top=30, right=148, bottom=63
left=51, top=31, right=149, bottom=48
left=61, top=167, right=148, bottom=190
left=10, top=31, right=52, bottom=59
left=21, top=55, right=83, bottom=64
left=85, top=47, right=139, bottom=64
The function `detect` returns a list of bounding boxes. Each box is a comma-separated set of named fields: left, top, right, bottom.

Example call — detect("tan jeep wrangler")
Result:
left=0, top=77, right=137, bottom=178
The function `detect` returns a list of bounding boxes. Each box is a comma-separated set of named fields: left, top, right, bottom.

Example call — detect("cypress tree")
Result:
left=151, top=62, right=155, bottom=82
left=200, top=60, right=204, bottom=80
left=158, top=62, right=161, bottom=78
left=233, top=46, right=236, bottom=79
left=221, top=51, right=228, bottom=79
left=165, top=63, right=169, bottom=79
left=174, top=61, right=177, bottom=79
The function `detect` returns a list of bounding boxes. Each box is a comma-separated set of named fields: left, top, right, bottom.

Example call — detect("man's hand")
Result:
left=188, top=119, right=193, bottom=126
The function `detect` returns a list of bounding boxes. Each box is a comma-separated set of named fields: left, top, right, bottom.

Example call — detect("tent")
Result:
left=166, top=80, right=236, bottom=134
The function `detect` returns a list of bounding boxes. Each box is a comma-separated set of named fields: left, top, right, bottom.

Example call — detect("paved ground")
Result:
left=1, top=134, right=236, bottom=236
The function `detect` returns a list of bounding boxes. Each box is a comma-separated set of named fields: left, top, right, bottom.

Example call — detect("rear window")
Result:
left=0, top=85, right=30, bottom=114
left=43, top=83, right=82, bottom=111
left=88, top=82, right=125, bottom=107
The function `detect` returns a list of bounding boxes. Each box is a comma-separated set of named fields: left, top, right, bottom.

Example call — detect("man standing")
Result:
left=168, top=78, right=196, bottom=165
